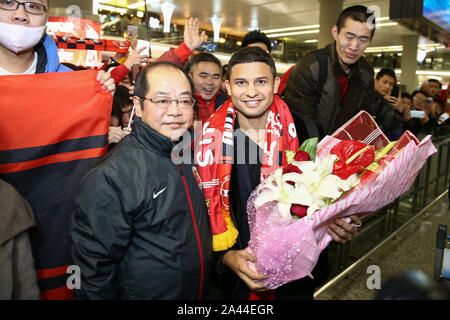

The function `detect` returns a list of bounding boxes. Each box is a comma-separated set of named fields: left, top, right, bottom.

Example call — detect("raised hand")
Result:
left=184, top=17, right=206, bottom=51
left=124, top=47, right=150, bottom=70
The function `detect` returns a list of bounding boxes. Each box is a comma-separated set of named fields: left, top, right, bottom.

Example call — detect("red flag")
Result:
left=0, top=70, right=112, bottom=299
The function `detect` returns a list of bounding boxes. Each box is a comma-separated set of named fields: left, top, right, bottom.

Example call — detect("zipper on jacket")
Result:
left=178, top=165, right=205, bottom=300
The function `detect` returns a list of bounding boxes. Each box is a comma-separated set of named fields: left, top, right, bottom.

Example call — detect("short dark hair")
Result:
left=190, top=52, right=222, bottom=74
left=242, top=30, right=272, bottom=53
left=401, top=92, right=412, bottom=101
left=113, top=85, right=132, bottom=116
left=222, top=64, right=228, bottom=77
left=427, top=79, right=442, bottom=88
left=336, top=5, right=376, bottom=38
left=411, top=90, right=429, bottom=99
left=376, top=68, right=397, bottom=81
left=134, top=61, right=195, bottom=110
left=227, top=46, right=276, bottom=80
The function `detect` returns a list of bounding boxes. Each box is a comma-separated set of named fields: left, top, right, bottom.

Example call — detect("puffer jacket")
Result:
left=71, top=118, right=212, bottom=300
left=284, top=42, right=402, bottom=138
left=35, top=34, right=72, bottom=73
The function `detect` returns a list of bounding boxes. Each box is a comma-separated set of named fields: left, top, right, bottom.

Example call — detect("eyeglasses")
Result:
left=0, top=0, right=48, bottom=15
left=414, top=97, right=425, bottom=103
left=140, top=96, right=196, bottom=109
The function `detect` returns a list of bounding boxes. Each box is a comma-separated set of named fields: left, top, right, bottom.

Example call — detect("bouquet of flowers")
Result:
left=245, top=111, right=437, bottom=289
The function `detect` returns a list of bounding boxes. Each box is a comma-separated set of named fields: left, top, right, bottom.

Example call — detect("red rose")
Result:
left=283, top=164, right=302, bottom=185
left=294, top=150, right=310, bottom=162
left=283, top=164, right=302, bottom=175
left=290, top=204, right=308, bottom=218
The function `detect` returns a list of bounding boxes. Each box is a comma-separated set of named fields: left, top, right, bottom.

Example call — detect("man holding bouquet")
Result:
left=196, top=46, right=361, bottom=299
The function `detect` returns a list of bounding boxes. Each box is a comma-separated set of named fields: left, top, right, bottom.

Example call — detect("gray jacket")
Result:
left=0, top=179, right=39, bottom=300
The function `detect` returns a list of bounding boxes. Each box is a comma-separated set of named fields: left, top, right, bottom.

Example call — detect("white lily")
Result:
left=254, top=154, right=360, bottom=220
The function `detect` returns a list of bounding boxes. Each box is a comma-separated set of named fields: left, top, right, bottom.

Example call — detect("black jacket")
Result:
left=71, top=118, right=212, bottom=299
left=284, top=42, right=403, bottom=140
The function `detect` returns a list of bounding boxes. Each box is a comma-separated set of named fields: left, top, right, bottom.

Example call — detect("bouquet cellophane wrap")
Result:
left=245, top=111, right=437, bottom=289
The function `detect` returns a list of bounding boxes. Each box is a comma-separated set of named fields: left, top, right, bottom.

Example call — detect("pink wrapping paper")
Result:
left=245, top=111, right=437, bottom=290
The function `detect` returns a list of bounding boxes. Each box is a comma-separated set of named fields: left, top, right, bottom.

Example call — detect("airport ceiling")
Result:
left=102, top=0, right=426, bottom=47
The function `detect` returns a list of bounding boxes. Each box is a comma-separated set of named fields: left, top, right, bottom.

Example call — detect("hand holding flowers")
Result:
left=245, top=111, right=437, bottom=290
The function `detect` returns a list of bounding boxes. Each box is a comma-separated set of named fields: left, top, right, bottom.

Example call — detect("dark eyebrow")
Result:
left=199, top=72, right=221, bottom=76
left=345, top=32, right=369, bottom=40
left=154, top=91, right=192, bottom=96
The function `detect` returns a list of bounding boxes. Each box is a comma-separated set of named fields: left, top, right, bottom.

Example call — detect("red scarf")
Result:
left=196, top=95, right=299, bottom=251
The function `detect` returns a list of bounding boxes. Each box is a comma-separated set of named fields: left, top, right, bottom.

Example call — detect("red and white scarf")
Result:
left=196, top=95, right=299, bottom=251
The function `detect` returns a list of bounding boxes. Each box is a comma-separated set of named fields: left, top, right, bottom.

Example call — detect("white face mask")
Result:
left=0, top=22, right=45, bottom=54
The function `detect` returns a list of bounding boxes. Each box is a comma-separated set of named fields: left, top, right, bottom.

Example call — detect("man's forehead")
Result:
left=229, top=62, right=272, bottom=79
left=380, top=75, right=395, bottom=82
left=147, top=67, right=191, bottom=92
left=193, top=61, right=221, bottom=72
left=340, top=18, right=372, bottom=36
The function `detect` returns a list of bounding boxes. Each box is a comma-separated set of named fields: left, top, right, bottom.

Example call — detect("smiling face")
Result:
left=134, top=66, right=194, bottom=141
left=190, top=61, right=222, bottom=102
left=225, top=62, right=280, bottom=123
left=332, top=17, right=372, bottom=70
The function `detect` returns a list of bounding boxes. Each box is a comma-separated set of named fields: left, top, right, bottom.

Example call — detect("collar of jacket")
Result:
left=132, top=117, right=178, bottom=158
left=194, top=91, right=220, bottom=107
left=328, top=41, right=360, bottom=78
left=35, top=34, right=72, bottom=74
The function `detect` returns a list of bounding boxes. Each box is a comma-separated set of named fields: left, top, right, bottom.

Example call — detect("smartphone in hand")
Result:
left=410, top=110, right=425, bottom=119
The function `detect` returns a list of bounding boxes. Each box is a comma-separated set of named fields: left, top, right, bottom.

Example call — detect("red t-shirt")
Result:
left=337, top=73, right=349, bottom=103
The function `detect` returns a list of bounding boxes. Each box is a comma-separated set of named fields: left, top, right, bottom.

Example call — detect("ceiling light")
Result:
left=267, top=29, right=319, bottom=38
left=116, top=8, right=127, bottom=15
left=97, top=4, right=116, bottom=12
left=378, top=22, right=398, bottom=27
left=128, top=1, right=146, bottom=9
left=263, top=24, right=319, bottom=34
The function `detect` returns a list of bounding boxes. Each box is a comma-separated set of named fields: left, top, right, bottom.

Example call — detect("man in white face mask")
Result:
left=0, top=0, right=114, bottom=91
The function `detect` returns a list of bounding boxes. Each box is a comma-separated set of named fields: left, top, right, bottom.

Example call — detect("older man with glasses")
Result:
left=70, top=61, right=212, bottom=300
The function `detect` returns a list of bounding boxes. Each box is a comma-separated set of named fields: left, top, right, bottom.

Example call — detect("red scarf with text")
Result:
left=196, top=95, right=299, bottom=251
